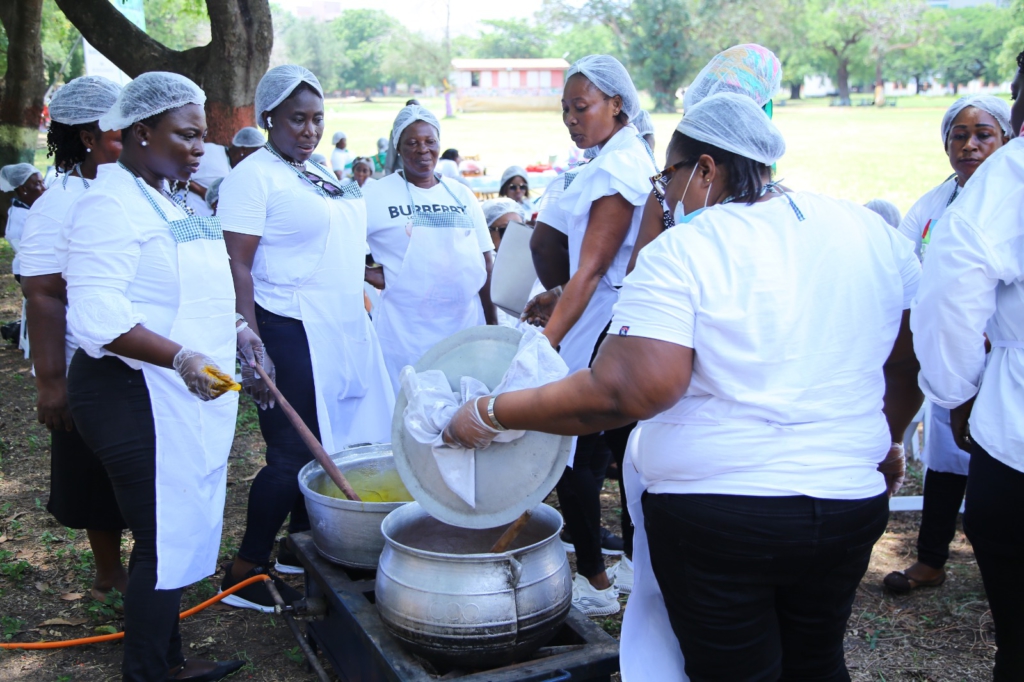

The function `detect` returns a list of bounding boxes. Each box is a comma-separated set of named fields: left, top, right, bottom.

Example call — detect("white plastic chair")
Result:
left=18, top=297, right=29, bottom=359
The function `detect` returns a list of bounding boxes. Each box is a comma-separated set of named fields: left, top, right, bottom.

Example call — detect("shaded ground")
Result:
left=0, top=244, right=995, bottom=681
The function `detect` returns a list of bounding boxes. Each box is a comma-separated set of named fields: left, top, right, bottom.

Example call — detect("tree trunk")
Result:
left=836, top=59, right=851, bottom=106
left=54, top=0, right=273, bottom=146
left=653, top=78, right=676, bottom=113
left=789, top=82, right=801, bottom=100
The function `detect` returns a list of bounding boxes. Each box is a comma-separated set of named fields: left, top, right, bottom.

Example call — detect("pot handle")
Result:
left=543, top=670, right=571, bottom=681
left=507, top=557, right=523, bottom=587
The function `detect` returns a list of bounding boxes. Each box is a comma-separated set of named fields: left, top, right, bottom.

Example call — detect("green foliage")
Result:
left=1, top=615, right=24, bottom=641
left=549, top=24, right=620, bottom=64
left=41, top=0, right=84, bottom=85
left=382, top=29, right=451, bottom=87
left=331, top=10, right=400, bottom=93
left=141, top=0, right=209, bottom=51
left=936, top=6, right=1010, bottom=88
left=471, top=19, right=548, bottom=59
left=279, top=14, right=352, bottom=93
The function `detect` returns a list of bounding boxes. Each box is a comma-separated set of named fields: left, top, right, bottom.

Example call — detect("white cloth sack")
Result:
left=401, top=326, right=569, bottom=507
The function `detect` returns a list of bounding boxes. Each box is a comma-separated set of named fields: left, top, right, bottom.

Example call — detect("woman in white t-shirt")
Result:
left=218, top=66, right=394, bottom=610
left=443, top=93, right=923, bottom=682
left=882, top=94, right=1012, bottom=597
left=363, top=104, right=497, bottom=392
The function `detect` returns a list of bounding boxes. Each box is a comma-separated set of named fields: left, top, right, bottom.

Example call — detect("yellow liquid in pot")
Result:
left=317, top=469, right=413, bottom=503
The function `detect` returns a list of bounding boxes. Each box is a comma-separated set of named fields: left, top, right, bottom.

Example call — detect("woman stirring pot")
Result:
left=59, top=72, right=242, bottom=682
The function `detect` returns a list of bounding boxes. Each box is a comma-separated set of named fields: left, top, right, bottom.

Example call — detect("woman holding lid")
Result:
left=218, top=65, right=394, bottom=608
left=882, top=94, right=1012, bottom=597
left=443, top=93, right=923, bottom=681
left=58, top=71, right=243, bottom=682
left=20, top=75, right=127, bottom=605
left=363, top=104, right=497, bottom=392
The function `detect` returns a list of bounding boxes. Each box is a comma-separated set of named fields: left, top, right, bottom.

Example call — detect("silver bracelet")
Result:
left=486, top=396, right=507, bottom=432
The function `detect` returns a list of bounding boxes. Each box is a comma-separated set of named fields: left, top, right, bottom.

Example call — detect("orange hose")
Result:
left=0, top=575, right=271, bottom=650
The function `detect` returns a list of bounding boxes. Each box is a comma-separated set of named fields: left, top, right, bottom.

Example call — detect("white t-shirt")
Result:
left=332, top=148, right=354, bottom=175
left=219, top=147, right=355, bottom=320
left=897, top=175, right=959, bottom=261
left=186, top=143, right=231, bottom=217
left=912, top=138, right=1024, bottom=473
left=6, top=202, right=29, bottom=276
left=612, top=192, right=921, bottom=499
left=363, top=172, right=491, bottom=288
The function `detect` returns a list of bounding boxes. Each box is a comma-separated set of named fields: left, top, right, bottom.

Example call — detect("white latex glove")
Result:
left=173, top=348, right=240, bottom=401
left=442, top=396, right=502, bottom=450
left=236, top=326, right=275, bottom=410
left=877, top=442, right=906, bottom=497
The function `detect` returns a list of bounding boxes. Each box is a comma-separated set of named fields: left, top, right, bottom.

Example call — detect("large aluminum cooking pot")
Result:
left=376, top=502, right=572, bottom=668
left=298, top=443, right=411, bottom=569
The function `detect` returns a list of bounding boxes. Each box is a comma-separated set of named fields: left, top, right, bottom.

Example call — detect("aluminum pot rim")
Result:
left=298, top=443, right=409, bottom=512
left=380, top=502, right=563, bottom=562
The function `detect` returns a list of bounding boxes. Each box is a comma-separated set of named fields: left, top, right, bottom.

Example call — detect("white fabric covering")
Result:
left=500, top=165, right=528, bottom=189
left=391, top=104, right=440, bottom=148
left=633, top=109, right=654, bottom=137
left=683, top=43, right=781, bottom=111
left=231, top=126, right=265, bottom=147
left=676, top=92, right=785, bottom=166
left=49, top=76, right=121, bottom=126
left=99, top=72, right=204, bottom=132
left=864, top=199, right=902, bottom=228
left=611, top=192, right=920, bottom=498
left=940, top=95, right=1012, bottom=146
left=565, top=55, right=641, bottom=124
left=0, top=163, right=40, bottom=191
left=898, top=175, right=959, bottom=260
left=482, top=197, right=525, bottom=227
left=255, top=65, right=322, bottom=128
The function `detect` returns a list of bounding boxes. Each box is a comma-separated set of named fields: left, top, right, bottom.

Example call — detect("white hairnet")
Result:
left=391, top=104, right=440, bottom=148
left=864, top=199, right=902, bottom=229
left=205, top=177, right=223, bottom=210
left=377, top=137, right=388, bottom=152
left=676, top=92, right=786, bottom=166
left=0, top=163, right=41, bottom=192
left=311, top=153, right=327, bottom=166
left=683, top=44, right=782, bottom=112
left=941, top=95, right=1012, bottom=146
left=231, top=126, right=265, bottom=147
left=482, top=198, right=525, bottom=227
left=565, top=55, right=641, bottom=124
left=49, top=76, right=122, bottom=126
left=99, top=72, right=205, bottom=132
left=500, top=165, right=528, bottom=189
left=255, top=65, right=323, bottom=129
left=633, top=110, right=654, bottom=137
left=352, top=156, right=374, bottom=172
left=332, top=131, right=346, bottom=144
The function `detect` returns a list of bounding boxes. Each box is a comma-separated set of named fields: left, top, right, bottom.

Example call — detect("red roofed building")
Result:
left=450, top=58, right=570, bottom=112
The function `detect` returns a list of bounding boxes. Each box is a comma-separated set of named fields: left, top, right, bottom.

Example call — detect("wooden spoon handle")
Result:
left=253, top=363, right=362, bottom=502
left=489, top=510, right=532, bottom=553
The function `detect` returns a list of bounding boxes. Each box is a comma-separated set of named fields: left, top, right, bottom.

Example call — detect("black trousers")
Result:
left=47, top=421, right=125, bottom=531
left=916, top=468, right=967, bottom=570
left=644, top=491, right=889, bottom=682
left=67, top=352, right=184, bottom=682
left=963, top=441, right=1024, bottom=681
left=238, top=304, right=320, bottom=565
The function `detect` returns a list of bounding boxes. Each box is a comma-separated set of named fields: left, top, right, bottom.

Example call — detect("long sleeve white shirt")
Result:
left=911, top=138, right=1024, bottom=473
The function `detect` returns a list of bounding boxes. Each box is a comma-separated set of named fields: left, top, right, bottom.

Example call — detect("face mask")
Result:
left=673, top=165, right=712, bottom=224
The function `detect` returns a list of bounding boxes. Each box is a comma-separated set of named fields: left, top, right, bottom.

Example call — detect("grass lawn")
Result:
left=317, top=94, right=966, bottom=215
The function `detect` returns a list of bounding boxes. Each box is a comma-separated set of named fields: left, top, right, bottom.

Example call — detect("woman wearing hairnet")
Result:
left=218, top=65, right=394, bottom=608
left=58, top=72, right=243, bottom=681
left=525, top=54, right=658, bottom=615
left=1, top=162, right=45, bottom=281
left=20, top=75, right=127, bottom=608
left=228, top=126, right=265, bottom=167
left=498, top=164, right=532, bottom=210
left=363, top=104, right=497, bottom=392
left=442, top=92, right=923, bottom=681
left=633, top=109, right=655, bottom=151
left=882, top=94, right=1012, bottom=597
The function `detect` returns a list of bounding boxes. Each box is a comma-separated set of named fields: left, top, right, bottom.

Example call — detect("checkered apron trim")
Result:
left=121, top=163, right=224, bottom=244
left=62, top=165, right=90, bottom=190
left=402, top=172, right=477, bottom=230
left=263, top=144, right=363, bottom=201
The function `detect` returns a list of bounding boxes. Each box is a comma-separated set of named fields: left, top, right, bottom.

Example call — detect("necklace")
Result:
left=265, top=143, right=304, bottom=169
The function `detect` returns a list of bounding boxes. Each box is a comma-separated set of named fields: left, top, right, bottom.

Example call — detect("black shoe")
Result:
left=218, top=562, right=301, bottom=613
left=560, top=527, right=624, bottom=556
left=274, top=537, right=303, bottom=575
left=167, top=658, right=245, bottom=681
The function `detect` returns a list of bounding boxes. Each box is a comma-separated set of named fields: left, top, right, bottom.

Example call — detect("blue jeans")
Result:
left=644, top=491, right=889, bottom=682
left=237, top=305, right=321, bottom=565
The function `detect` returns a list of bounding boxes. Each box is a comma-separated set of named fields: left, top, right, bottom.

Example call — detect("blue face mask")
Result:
left=673, top=165, right=711, bottom=224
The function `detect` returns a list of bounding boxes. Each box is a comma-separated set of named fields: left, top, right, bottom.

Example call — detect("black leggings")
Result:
left=67, top=352, right=184, bottom=682
left=916, top=468, right=967, bottom=570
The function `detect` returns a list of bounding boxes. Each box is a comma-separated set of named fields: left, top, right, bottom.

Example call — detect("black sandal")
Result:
left=166, top=659, right=245, bottom=682
left=883, top=569, right=946, bottom=595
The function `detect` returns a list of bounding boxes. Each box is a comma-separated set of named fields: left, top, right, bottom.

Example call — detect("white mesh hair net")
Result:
left=255, top=65, right=323, bottom=129
left=332, top=131, right=347, bottom=144
left=683, top=44, right=781, bottom=112
left=49, top=76, right=122, bottom=126
left=482, top=198, right=525, bottom=227
left=941, top=95, right=1012, bottom=146
left=0, top=163, right=41, bottom=192
left=565, top=55, right=641, bottom=123
left=391, top=104, right=440, bottom=148
left=676, top=92, right=786, bottom=166
left=864, top=199, right=902, bottom=229
left=500, top=165, right=528, bottom=189
left=377, top=137, right=388, bottom=152
left=205, top=177, right=224, bottom=210
left=99, top=72, right=205, bottom=132
left=232, top=126, right=265, bottom=147
left=633, top=110, right=654, bottom=137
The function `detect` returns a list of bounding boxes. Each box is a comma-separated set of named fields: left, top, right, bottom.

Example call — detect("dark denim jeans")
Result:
left=916, top=468, right=967, bottom=569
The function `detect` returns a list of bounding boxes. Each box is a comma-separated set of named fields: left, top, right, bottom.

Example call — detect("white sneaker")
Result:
left=571, top=573, right=620, bottom=617
left=608, top=556, right=634, bottom=596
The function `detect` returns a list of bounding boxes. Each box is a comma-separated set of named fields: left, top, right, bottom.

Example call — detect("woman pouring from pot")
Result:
left=58, top=72, right=243, bottom=681
left=363, top=104, right=497, bottom=392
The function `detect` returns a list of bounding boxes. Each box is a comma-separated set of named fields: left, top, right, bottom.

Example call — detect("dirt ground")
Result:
left=0, top=244, right=996, bottom=681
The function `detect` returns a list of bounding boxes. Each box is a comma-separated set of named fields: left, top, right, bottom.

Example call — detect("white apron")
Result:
left=620, top=425, right=689, bottom=681
left=285, top=159, right=395, bottom=452
left=373, top=174, right=487, bottom=393
left=129, top=173, right=239, bottom=590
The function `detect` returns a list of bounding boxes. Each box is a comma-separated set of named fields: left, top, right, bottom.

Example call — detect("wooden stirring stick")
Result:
left=489, top=510, right=532, bottom=553
left=253, top=363, right=362, bottom=502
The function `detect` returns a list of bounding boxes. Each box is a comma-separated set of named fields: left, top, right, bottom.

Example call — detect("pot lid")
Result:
left=390, top=325, right=572, bottom=529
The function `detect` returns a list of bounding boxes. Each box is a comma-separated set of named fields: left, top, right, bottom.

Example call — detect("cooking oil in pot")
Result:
left=316, top=468, right=413, bottom=503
